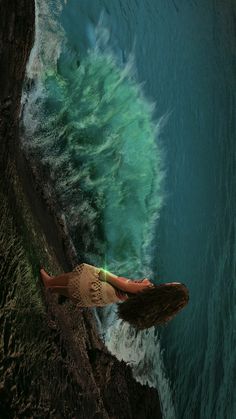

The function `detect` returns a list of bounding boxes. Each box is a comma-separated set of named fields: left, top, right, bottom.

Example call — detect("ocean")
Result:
left=20, top=1, right=236, bottom=418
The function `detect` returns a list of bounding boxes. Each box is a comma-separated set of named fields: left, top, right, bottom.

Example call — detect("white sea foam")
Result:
left=104, top=316, right=176, bottom=419
left=20, top=0, right=65, bottom=129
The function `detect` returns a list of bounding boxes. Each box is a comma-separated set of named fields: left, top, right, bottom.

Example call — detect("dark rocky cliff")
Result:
left=0, top=1, right=162, bottom=418
left=0, top=1, right=34, bottom=164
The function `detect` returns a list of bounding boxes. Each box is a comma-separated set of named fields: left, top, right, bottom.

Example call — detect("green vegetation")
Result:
left=0, top=165, right=74, bottom=417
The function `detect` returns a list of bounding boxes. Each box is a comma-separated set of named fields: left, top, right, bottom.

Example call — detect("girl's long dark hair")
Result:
left=117, top=283, right=189, bottom=330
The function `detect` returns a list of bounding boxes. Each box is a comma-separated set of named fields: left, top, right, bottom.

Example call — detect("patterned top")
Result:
left=67, top=263, right=127, bottom=307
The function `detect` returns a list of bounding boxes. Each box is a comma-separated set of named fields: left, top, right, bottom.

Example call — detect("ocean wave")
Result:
left=21, top=4, right=166, bottom=278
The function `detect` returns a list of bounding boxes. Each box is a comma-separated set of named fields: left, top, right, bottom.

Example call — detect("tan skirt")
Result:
left=67, top=263, right=120, bottom=307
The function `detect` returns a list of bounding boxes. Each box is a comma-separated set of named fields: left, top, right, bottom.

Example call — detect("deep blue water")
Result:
left=21, top=1, right=236, bottom=418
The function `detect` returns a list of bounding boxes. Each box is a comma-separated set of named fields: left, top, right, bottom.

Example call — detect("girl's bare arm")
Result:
left=99, top=268, right=153, bottom=293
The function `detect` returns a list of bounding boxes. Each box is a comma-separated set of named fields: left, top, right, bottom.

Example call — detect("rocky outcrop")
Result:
left=0, top=0, right=35, bottom=166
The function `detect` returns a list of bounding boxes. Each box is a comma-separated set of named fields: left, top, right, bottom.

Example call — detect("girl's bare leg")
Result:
left=40, top=268, right=71, bottom=298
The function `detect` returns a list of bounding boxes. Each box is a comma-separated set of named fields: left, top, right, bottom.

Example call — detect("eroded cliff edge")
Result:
left=0, top=2, right=162, bottom=418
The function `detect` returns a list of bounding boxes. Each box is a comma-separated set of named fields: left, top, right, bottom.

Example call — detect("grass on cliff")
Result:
left=0, top=184, right=52, bottom=369
left=0, top=170, right=76, bottom=417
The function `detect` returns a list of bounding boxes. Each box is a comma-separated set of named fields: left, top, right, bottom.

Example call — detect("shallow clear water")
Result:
left=21, top=1, right=236, bottom=418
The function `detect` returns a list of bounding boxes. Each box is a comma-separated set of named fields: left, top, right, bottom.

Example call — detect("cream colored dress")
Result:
left=67, top=263, right=122, bottom=307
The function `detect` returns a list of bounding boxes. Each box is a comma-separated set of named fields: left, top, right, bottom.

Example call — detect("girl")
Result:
left=40, top=263, right=189, bottom=330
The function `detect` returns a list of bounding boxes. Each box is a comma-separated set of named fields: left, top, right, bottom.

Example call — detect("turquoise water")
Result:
left=21, top=1, right=236, bottom=418
left=21, top=4, right=165, bottom=279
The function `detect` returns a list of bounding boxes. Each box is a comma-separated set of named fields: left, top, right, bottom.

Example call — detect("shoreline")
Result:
left=0, top=2, right=163, bottom=418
